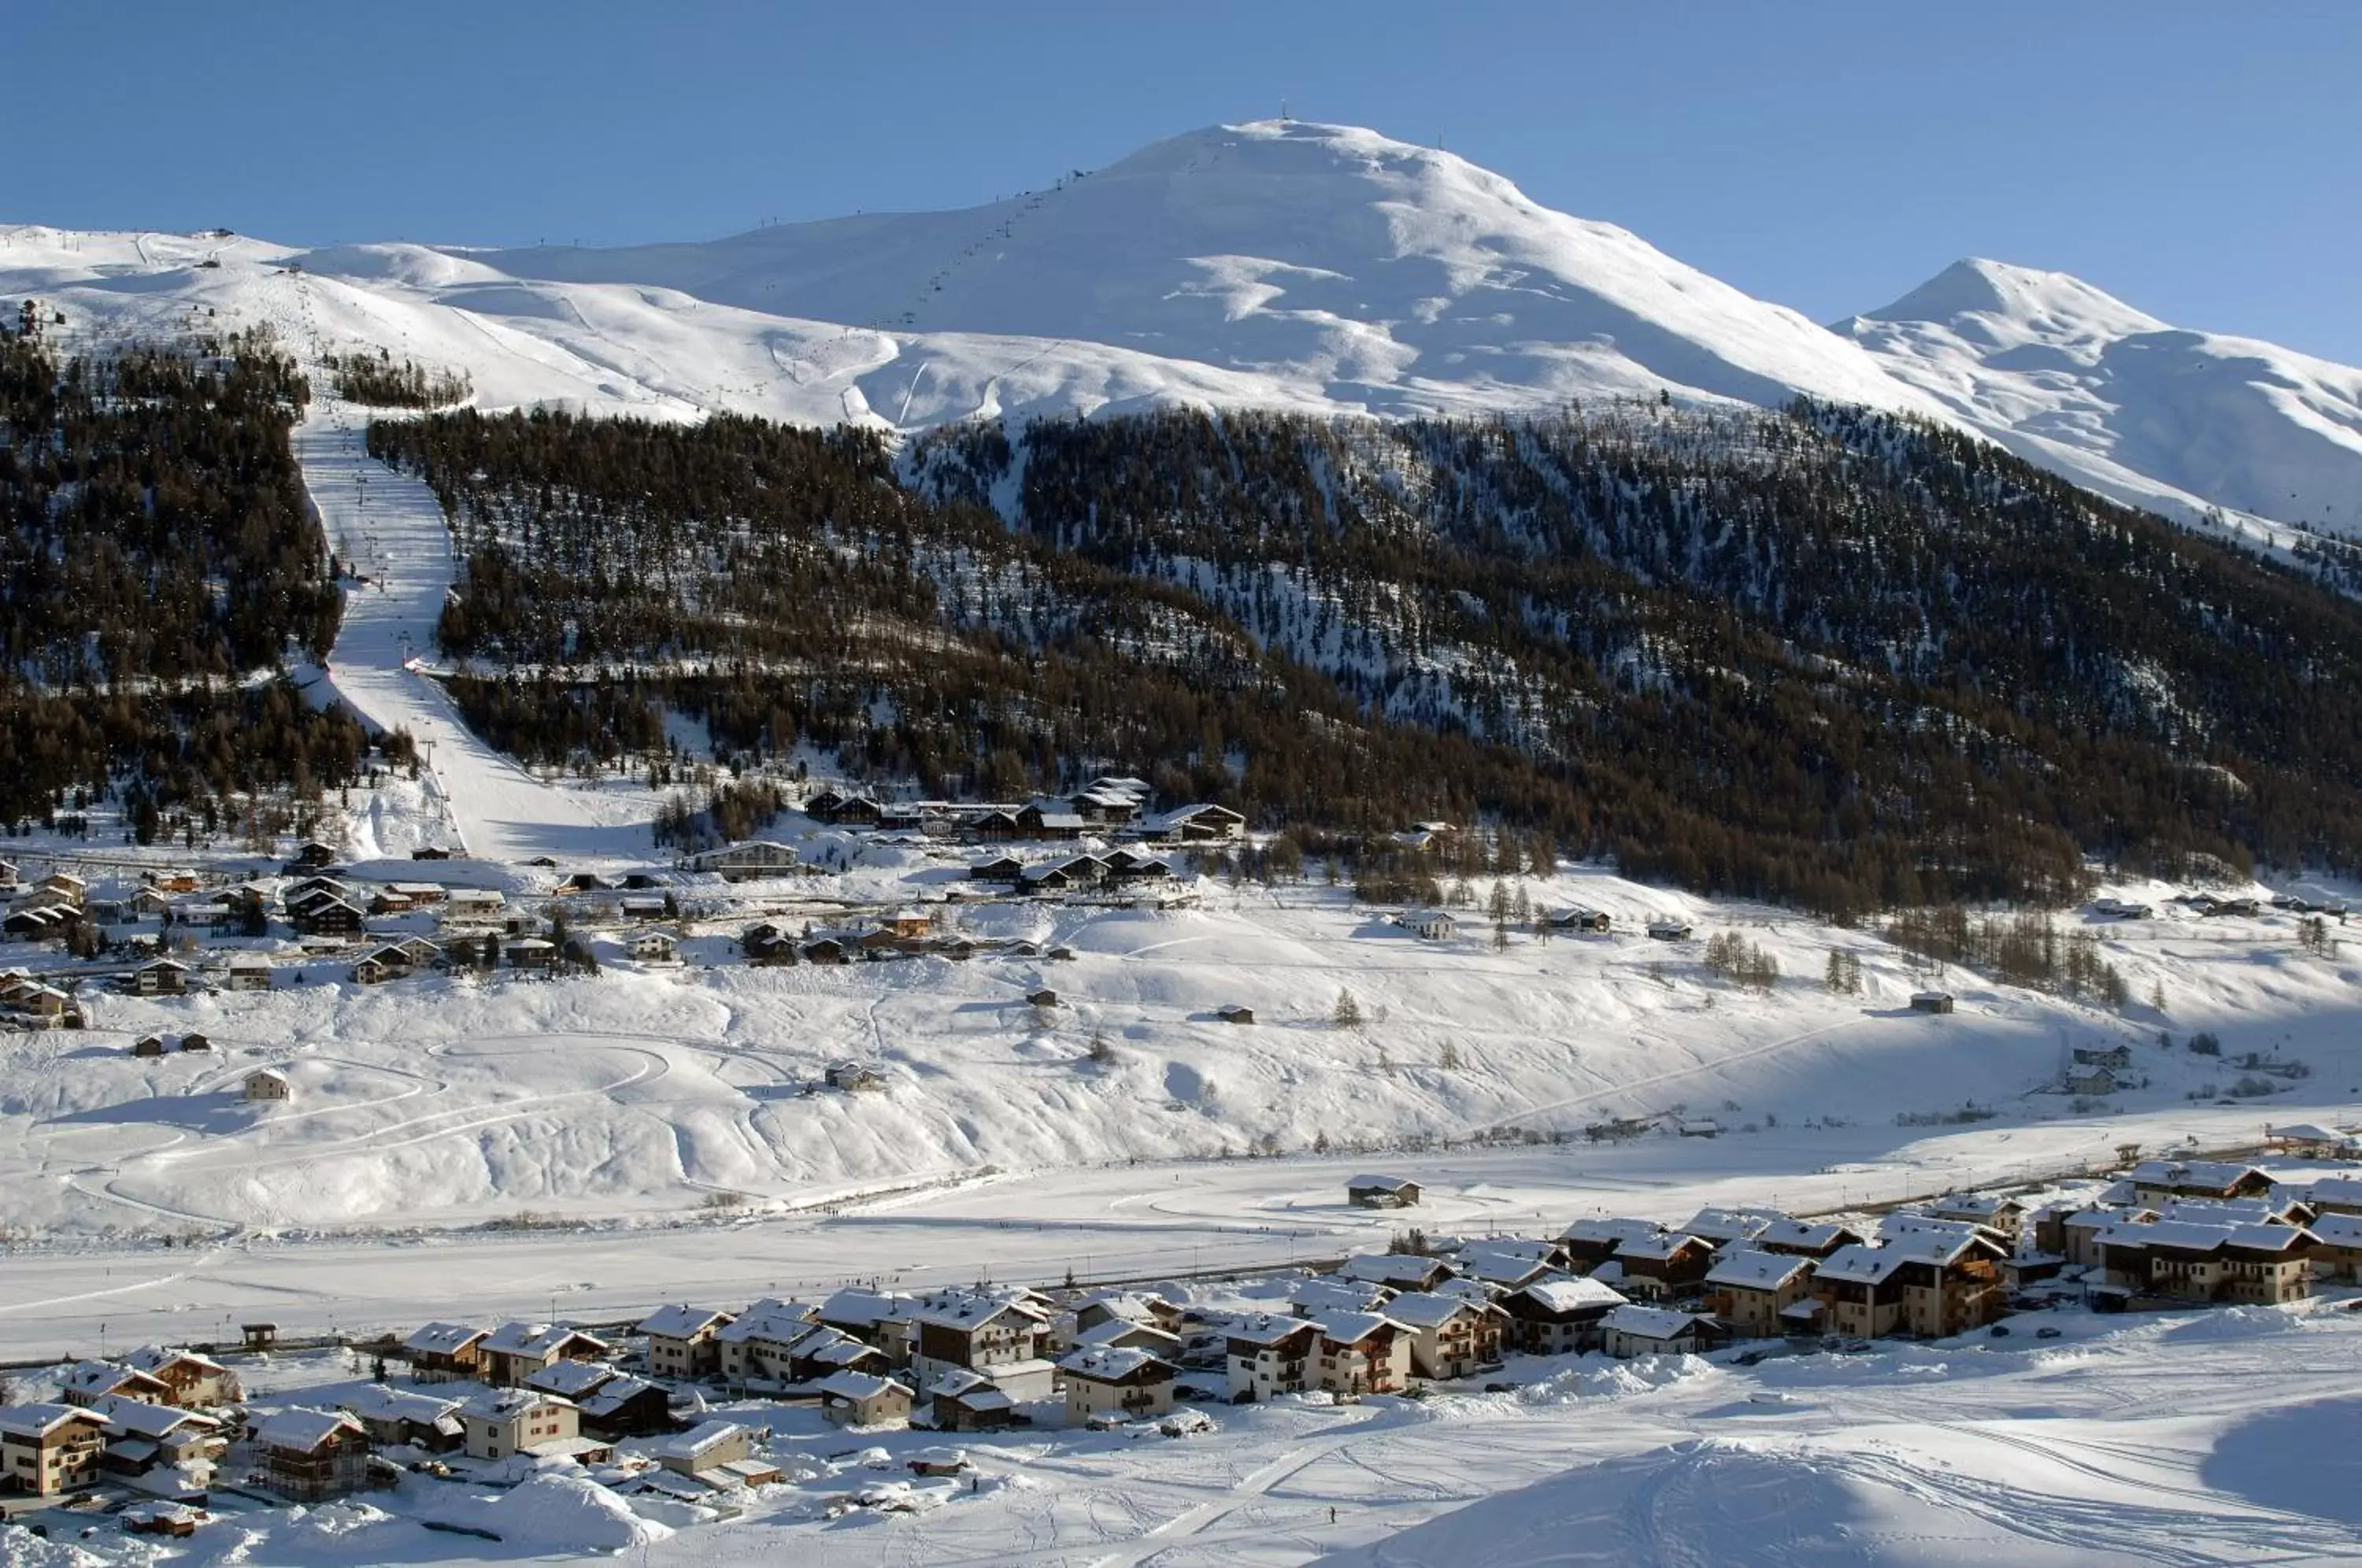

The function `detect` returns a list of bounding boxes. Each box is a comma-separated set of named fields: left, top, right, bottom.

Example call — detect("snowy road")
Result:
left=296, top=409, right=627, bottom=864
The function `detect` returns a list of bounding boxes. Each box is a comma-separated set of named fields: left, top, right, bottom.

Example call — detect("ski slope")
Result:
left=1844, top=258, right=2362, bottom=540
left=297, top=408, right=624, bottom=864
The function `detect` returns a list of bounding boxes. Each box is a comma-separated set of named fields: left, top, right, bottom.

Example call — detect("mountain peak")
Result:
left=1857, top=257, right=2164, bottom=340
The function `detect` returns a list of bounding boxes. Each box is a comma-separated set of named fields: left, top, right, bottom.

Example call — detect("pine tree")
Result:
left=1332, top=989, right=1364, bottom=1030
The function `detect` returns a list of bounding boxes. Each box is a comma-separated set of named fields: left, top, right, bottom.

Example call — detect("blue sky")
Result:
left=13, top=2, right=2360, bottom=360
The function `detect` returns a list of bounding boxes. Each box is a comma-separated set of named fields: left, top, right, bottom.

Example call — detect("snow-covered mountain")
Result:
left=6, top=121, right=2358, bottom=542
left=1843, top=258, right=2362, bottom=539
left=475, top=119, right=1944, bottom=421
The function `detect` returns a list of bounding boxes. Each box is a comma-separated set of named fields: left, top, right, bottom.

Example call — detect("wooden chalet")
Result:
left=252, top=1408, right=371, bottom=1501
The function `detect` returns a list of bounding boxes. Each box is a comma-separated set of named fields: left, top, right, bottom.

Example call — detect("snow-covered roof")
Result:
left=1614, top=1230, right=1707, bottom=1262
left=1058, top=1345, right=1172, bottom=1382
left=814, top=1370, right=908, bottom=1402
left=1704, top=1248, right=1814, bottom=1291
left=2127, top=1159, right=2269, bottom=1191
left=525, top=1359, right=617, bottom=1399
left=341, top=1385, right=462, bottom=1427
left=1753, top=1218, right=1862, bottom=1252
left=84, top=1394, right=217, bottom=1439
left=818, top=1289, right=912, bottom=1328
left=1227, top=1312, right=1320, bottom=1347
left=61, top=1360, right=161, bottom=1398
left=1679, top=1207, right=1777, bottom=1244
left=720, top=1298, right=819, bottom=1344
left=0, top=1403, right=102, bottom=1439
left=653, top=1418, right=747, bottom=1464
left=1310, top=1311, right=1404, bottom=1344
left=454, top=1386, right=573, bottom=1421
left=122, top=1344, right=228, bottom=1377
left=1512, top=1276, right=1629, bottom=1314
left=576, top=1374, right=664, bottom=1420
left=405, top=1321, right=487, bottom=1355
left=483, top=1321, right=606, bottom=1359
left=1288, top=1277, right=1392, bottom=1315
left=1814, top=1244, right=1911, bottom=1285
left=1347, top=1173, right=1419, bottom=1192
left=1075, top=1318, right=1179, bottom=1349
left=1600, top=1304, right=1710, bottom=1340
left=638, top=1304, right=732, bottom=1340
left=1559, top=1215, right=1665, bottom=1247
left=253, top=1407, right=365, bottom=1452
left=2308, top=1213, right=2362, bottom=1246
left=1336, top=1252, right=1449, bottom=1285
left=1374, top=1291, right=1490, bottom=1329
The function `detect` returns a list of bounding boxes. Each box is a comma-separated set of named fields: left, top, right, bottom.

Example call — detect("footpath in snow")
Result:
left=295, top=407, right=624, bottom=865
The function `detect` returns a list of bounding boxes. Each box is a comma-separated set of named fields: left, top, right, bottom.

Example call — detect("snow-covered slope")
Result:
left=472, top=119, right=1949, bottom=421
left=1845, top=258, right=2362, bottom=539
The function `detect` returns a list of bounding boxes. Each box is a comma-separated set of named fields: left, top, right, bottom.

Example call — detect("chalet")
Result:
left=2064, top=1067, right=2118, bottom=1096
left=1598, top=1304, right=1723, bottom=1359
left=2305, top=1175, right=2362, bottom=1216
left=714, top=1299, right=825, bottom=1381
left=0, top=859, right=13, bottom=889
left=454, top=1388, right=605, bottom=1464
left=87, top=1394, right=226, bottom=1491
left=350, top=945, right=419, bottom=985
left=123, top=1346, right=240, bottom=1407
left=1679, top=1208, right=1777, bottom=1249
left=1703, top=1249, right=1818, bottom=1337
left=1027, top=988, right=1060, bottom=1008
left=969, top=856, right=1025, bottom=882
left=505, top=937, right=556, bottom=971
left=1812, top=1230, right=2009, bottom=1339
left=2094, top=1217, right=2316, bottom=1305
left=1216, top=1004, right=1256, bottom=1026
left=1, top=904, right=76, bottom=941
left=573, top=1374, right=674, bottom=1440
left=3, top=982, right=76, bottom=1026
left=639, top=1304, right=734, bottom=1379
left=809, top=793, right=884, bottom=827
left=2306, top=1213, right=2362, bottom=1281
left=403, top=1322, right=489, bottom=1382
left=1646, top=916, right=1693, bottom=941
left=1309, top=1312, right=1412, bottom=1396
left=1289, top=1276, right=1394, bottom=1320
left=1557, top=1215, right=1671, bottom=1271
left=413, top=847, right=454, bottom=860
left=2074, top=1045, right=2134, bottom=1071
left=144, top=868, right=202, bottom=894
left=1016, top=802, right=1087, bottom=840
left=226, top=954, right=273, bottom=991
left=909, top=1292, right=1052, bottom=1385
left=244, top=1068, right=291, bottom=1104
left=368, top=890, right=415, bottom=917
left=629, top=931, right=679, bottom=964
left=1057, top=853, right=1113, bottom=887
left=742, top=923, right=794, bottom=965
left=780, top=1326, right=892, bottom=1386
left=1018, top=864, right=1073, bottom=894
left=524, top=1358, right=620, bottom=1404
left=928, top=1369, right=1019, bottom=1433
left=292, top=841, right=341, bottom=870
left=131, top=958, right=191, bottom=997
left=445, top=888, right=505, bottom=919
left=341, top=1386, right=465, bottom=1453
left=1919, top=1194, right=2027, bottom=1237
left=38, top=871, right=87, bottom=906
left=825, top=1060, right=888, bottom=1093
left=1060, top=1346, right=1176, bottom=1425
left=479, top=1322, right=609, bottom=1389
left=289, top=895, right=365, bottom=937
left=802, top=937, right=850, bottom=965
left=128, top=887, right=174, bottom=919
left=1546, top=905, right=1613, bottom=934
left=60, top=1361, right=175, bottom=1410
left=252, top=1408, right=371, bottom=1501
left=0, top=1403, right=109, bottom=1496
left=2092, top=897, right=2153, bottom=919
left=1396, top=909, right=1457, bottom=941
left=1380, top=1292, right=1506, bottom=1380
left=654, top=1418, right=767, bottom=1483
left=1147, top=803, right=1245, bottom=843
left=817, top=1288, right=923, bottom=1363
left=1347, top=1174, right=1422, bottom=1209
left=1337, top=1252, right=1455, bottom=1292
left=1226, top=1314, right=1321, bottom=1401
left=687, top=841, right=800, bottom=882
left=1451, top=1238, right=1564, bottom=1292
left=1609, top=1230, right=1717, bottom=1300
left=2127, top=1159, right=2275, bottom=1206
left=133, top=1034, right=169, bottom=1059
left=816, top=1370, right=913, bottom=1428
left=1070, top=790, right=1144, bottom=827
left=1910, top=990, right=1956, bottom=1015
left=173, top=900, right=232, bottom=929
